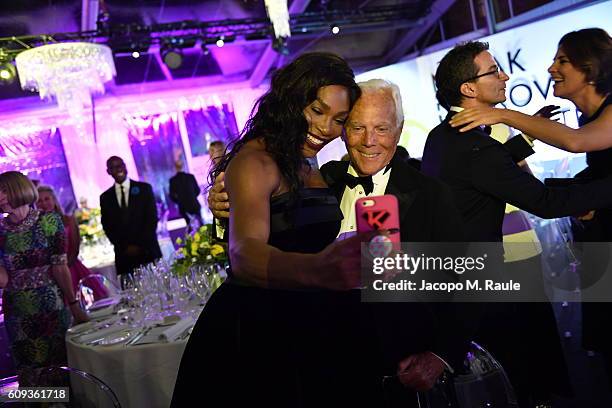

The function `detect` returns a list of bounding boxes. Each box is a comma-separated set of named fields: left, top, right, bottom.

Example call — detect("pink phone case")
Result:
left=355, top=195, right=401, bottom=257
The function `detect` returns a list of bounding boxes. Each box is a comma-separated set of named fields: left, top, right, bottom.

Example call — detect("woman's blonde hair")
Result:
left=0, top=171, right=38, bottom=208
left=37, top=185, right=64, bottom=215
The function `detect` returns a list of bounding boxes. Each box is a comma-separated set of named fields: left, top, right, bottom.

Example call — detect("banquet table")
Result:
left=66, top=306, right=199, bottom=408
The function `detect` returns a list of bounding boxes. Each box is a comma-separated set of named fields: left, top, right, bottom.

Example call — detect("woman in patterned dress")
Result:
left=0, top=171, right=88, bottom=386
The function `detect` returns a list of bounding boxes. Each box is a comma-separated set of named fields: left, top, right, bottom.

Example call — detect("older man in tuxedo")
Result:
left=209, top=80, right=472, bottom=406
left=100, top=156, right=162, bottom=277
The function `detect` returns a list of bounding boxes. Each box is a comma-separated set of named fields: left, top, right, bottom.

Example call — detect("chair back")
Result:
left=77, top=274, right=120, bottom=311
left=0, top=366, right=121, bottom=408
left=418, top=341, right=519, bottom=408
left=46, top=366, right=122, bottom=408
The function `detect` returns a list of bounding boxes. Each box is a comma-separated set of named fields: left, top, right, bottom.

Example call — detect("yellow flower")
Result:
left=193, top=232, right=201, bottom=242
left=181, top=248, right=188, bottom=256
left=199, top=225, right=208, bottom=234
left=210, top=244, right=225, bottom=257
left=176, top=237, right=183, bottom=245
left=191, top=242, right=198, bottom=256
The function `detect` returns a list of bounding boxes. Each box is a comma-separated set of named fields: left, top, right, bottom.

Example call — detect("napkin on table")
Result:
left=159, top=317, right=194, bottom=342
left=75, top=324, right=126, bottom=344
left=88, top=305, right=115, bottom=319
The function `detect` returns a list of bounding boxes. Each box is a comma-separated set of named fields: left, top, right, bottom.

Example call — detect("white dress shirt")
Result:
left=337, top=163, right=392, bottom=239
left=114, top=179, right=131, bottom=208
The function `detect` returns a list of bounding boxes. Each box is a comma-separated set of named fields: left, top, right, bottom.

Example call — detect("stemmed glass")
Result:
left=157, top=269, right=176, bottom=311
left=190, top=265, right=213, bottom=306
left=120, top=273, right=135, bottom=293
left=173, top=275, right=194, bottom=317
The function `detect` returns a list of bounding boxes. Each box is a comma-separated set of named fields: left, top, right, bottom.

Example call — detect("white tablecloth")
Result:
left=66, top=334, right=188, bottom=408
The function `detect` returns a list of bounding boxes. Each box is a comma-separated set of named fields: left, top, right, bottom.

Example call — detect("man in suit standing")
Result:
left=420, top=41, right=612, bottom=407
left=100, top=156, right=162, bottom=278
left=169, top=159, right=203, bottom=232
left=422, top=41, right=612, bottom=240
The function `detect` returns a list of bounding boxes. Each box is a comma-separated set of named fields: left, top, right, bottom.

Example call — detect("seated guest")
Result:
left=0, top=172, right=87, bottom=386
left=37, top=185, right=107, bottom=299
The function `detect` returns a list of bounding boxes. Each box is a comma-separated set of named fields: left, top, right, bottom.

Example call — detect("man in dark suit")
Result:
left=320, top=80, right=472, bottom=402
left=169, top=159, right=203, bottom=232
left=421, top=41, right=612, bottom=407
left=422, top=41, right=612, bottom=241
left=100, top=156, right=162, bottom=277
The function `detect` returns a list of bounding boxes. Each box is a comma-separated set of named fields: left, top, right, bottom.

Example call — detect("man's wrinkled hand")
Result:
left=207, top=172, right=230, bottom=218
left=397, top=352, right=446, bottom=392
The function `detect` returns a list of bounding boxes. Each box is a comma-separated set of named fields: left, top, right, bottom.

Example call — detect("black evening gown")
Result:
left=171, top=188, right=392, bottom=408
left=573, top=95, right=612, bottom=385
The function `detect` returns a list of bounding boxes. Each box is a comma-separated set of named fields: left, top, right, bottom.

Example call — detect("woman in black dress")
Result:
left=171, top=53, right=389, bottom=407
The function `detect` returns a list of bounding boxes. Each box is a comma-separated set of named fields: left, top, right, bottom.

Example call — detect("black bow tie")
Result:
left=343, top=173, right=374, bottom=195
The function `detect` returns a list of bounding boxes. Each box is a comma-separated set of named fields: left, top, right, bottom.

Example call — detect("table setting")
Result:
left=65, top=252, right=226, bottom=408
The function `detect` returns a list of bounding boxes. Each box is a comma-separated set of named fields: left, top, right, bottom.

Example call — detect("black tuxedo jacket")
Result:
left=320, top=153, right=471, bottom=371
left=321, top=153, right=464, bottom=243
left=169, top=172, right=201, bottom=214
left=421, top=113, right=612, bottom=242
left=100, top=180, right=162, bottom=274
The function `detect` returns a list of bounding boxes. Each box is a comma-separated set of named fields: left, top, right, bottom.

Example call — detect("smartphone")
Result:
left=355, top=195, right=401, bottom=258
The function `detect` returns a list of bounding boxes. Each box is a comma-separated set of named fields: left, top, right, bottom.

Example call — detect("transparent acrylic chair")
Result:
left=76, top=274, right=121, bottom=312
left=47, top=365, right=121, bottom=408
left=0, top=366, right=121, bottom=407
left=416, top=341, right=518, bottom=408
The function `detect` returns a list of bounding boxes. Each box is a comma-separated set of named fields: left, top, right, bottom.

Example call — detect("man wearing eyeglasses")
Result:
left=423, top=41, right=612, bottom=243
left=421, top=41, right=612, bottom=407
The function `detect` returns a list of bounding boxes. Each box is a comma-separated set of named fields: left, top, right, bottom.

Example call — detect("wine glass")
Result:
left=190, top=265, right=212, bottom=306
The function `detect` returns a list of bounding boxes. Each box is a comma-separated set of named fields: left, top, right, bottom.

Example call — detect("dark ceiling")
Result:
left=0, top=0, right=557, bottom=101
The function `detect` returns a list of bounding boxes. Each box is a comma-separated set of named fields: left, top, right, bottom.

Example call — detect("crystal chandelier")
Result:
left=264, top=0, right=291, bottom=39
left=15, top=42, right=116, bottom=122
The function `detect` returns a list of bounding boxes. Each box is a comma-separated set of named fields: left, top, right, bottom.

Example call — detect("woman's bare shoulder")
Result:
left=228, top=141, right=278, bottom=173
left=226, top=140, right=281, bottom=193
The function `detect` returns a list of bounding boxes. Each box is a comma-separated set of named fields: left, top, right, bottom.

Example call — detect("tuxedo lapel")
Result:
left=385, top=159, right=418, bottom=228
left=106, top=186, right=121, bottom=213
left=323, top=161, right=350, bottom=202
left=127, top=180, right=139, bottom=216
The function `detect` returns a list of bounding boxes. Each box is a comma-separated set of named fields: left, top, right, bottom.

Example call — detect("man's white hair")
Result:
left=357, top=79, right=404, bottom=127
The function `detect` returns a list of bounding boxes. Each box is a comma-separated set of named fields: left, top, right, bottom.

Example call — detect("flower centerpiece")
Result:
left=75, top=205, right=114, bottom=268
left=171, top=225, right=227, bottom=291
left=75, top=206, right=105, bottom=244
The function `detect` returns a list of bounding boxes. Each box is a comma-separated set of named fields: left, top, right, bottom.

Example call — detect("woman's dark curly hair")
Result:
left=208, top=52, right=361, bottom=194
left=559, top=28, right=611, bottom=96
